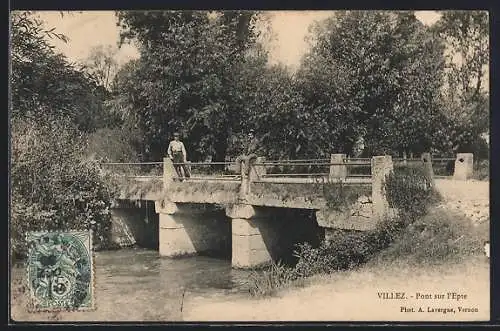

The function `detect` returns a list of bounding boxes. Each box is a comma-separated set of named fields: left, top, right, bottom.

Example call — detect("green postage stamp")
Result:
left=26, top=231, right=95, bottom=311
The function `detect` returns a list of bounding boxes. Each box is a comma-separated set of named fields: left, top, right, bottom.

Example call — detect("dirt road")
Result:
left=434, top=179, right=489, bottom=226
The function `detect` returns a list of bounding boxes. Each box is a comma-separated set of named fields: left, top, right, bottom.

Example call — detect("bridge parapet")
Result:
left=105, top=152, right=474, bottom=222
left=108, top=154, right=374, bottom=208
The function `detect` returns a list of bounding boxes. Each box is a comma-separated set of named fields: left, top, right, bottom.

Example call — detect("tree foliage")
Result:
left=432, top=10, right=489, bottom=155
left=82, top=45, right=120, bottom=92
left=110, top=10, right=489, bottom=161
left=296, top=11, right=449, bottom=156
left=11, top=115, right=117, bottom=258
left=114, top=11, right=269, bottom=161
left=11, top=11, right=108, bottom=132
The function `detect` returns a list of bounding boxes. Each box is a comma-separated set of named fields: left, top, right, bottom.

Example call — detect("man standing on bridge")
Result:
left=167, top=132, right=191, bottom=181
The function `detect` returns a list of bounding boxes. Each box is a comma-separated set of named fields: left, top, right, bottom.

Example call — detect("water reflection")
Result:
left=12, top=248, right=257, bottom=321
left=95, top=248, right=253, bottom=294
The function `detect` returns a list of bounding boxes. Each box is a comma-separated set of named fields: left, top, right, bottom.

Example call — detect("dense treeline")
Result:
left=109, top=10, right=488, bottom=161
left=10, top=10, right=489, bottom=257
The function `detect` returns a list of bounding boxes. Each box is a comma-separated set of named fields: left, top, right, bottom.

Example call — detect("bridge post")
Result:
left=371, top=155, right=394, bottom=221
left=163, top=157, right=175, bottom=189
left=453, top=153, right=474, bottom=180
left=249, top=156, right=266, bottom=181
left=421, top=152, right=435, bottom=188
left=226, top=204, right=275, bottom=269
left=238, top=158, right=250, bottom=200
left=329, top=154, right=347, bottom=181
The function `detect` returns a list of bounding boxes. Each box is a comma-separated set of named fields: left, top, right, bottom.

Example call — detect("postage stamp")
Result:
left=26, top=231, right=95, bottom=312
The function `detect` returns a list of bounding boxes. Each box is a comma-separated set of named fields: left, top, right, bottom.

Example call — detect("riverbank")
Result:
left=182, top=179, right=490, bottom=322
left=182, top=254, right=489, bottom=321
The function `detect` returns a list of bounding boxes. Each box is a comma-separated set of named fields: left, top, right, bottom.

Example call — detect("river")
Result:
left=11, top=247, right=255, bottom=322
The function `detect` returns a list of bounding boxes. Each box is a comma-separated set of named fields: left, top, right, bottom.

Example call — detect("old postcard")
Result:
left=10, top=9, right=490, bottom=323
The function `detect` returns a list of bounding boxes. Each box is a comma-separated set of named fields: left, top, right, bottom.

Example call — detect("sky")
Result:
left=32, top=10, right=442, bottom=69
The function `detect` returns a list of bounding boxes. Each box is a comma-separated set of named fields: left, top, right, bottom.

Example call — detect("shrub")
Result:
left=373, top=208, right=485, bottom=265
left=386, top=165, right=441, bottom=221
left=293, top=231, right=373, bottom=277
left=85, top=127, right=141, bottom=163
left=473, top=159, right=489, bottom=181
left=247, top=261, right=299, bottom=297
left=294, top=166, right=441, bottom=274
left=84, top=127, right=158, bottom=177
left=11, top=116, right=118, bottom=260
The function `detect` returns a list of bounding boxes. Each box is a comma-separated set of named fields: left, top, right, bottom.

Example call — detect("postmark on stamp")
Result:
left=26, top=231, right=95, bottom=312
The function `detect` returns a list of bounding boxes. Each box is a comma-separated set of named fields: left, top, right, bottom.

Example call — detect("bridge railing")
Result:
left=393, top=155, right=462, bottom=178
left=99, top=156, right=374, bottom=185
left=249, top=154, right=372, bottom=184
left=100, top=152, right=475, bottom=187
left=428, top=157, right=456, bottom=177
left=99, top=162, right=164, bottom=179
left=100, top=160, right=241, bottom=181
left=171, top=161, right=241, bottom=181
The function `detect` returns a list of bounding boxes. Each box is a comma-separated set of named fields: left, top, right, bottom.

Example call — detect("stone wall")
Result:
left=110, top=200, right=159, bottom=249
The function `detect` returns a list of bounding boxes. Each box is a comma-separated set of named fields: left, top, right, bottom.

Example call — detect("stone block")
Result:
left=231, top=229, right=272, bottom=269
left=225, top=204, right=256, bottom=219
left=228, top=213, right=278, bottom=269
left=158, top=213, right=182, bottom=229
left=231, top=217, right=263, bottom=236
left=454, top=153, right=474, bottom=180
left=155, top=200, right=178, bottom=215
left=159, top=227, right=197, bottom=257
left=371, top=155, right=393, bottom=220
left=316, top=196, right=375, bottom=231
left=421, top=152, right=435, bottom=187
left=157, top=204, right=231, bottom=257
left=329, top=154, right=347, bottom=181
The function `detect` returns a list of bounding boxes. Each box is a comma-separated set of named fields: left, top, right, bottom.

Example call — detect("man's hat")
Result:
left=173, top=132, right=180, bottom=137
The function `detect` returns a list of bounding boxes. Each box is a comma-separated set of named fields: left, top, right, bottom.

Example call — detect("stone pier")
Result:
left=155, top=201, right=230, bottom=257
left=225, top=204, right=278, bottom=269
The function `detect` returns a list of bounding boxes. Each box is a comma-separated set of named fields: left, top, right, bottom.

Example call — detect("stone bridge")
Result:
left=105, top=153, right=473, bottom=269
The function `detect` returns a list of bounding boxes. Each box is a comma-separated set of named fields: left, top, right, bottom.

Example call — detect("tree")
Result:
left=114, top=11, right=268, bottom=162
left=82, top=45, right=120, bottom=91
left=11, top=11, right=107, bottom=132
left=234, top=62, right=319, bottom=159
left=296, top=11, right=448, bottom=156
left=432, top=11, right=489, bottom=156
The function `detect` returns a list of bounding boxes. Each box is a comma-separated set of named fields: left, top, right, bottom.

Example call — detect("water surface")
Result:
left=11, top=248, right=253, bottom=321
